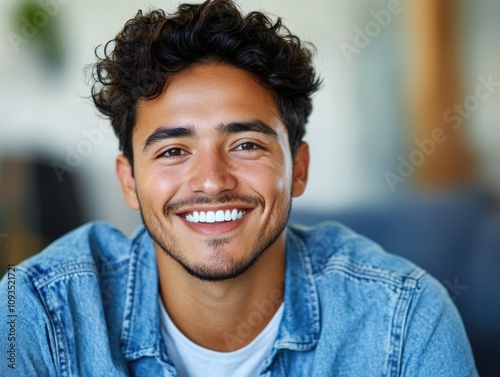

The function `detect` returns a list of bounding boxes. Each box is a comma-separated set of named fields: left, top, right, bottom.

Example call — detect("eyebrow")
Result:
left=142, top=120, right=278, bottom=152
left=217, top=121, right=278, bottom=139
left=143, top=126, right=196, bottom=152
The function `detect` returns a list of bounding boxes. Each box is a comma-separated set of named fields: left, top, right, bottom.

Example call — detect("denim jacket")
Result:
left=0, top=221, right=478, bottom=376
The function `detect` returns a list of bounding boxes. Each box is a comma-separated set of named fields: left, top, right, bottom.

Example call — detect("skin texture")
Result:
left=116, top=63, right=309, bottom=351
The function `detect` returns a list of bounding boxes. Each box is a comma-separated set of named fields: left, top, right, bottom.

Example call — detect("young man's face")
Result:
left=117, top=64, right=309, bottom=281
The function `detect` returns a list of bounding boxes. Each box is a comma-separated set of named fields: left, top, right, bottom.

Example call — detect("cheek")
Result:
left=137, top=167, right=183, bottom=206
left=239, top=159, right=291, bottom=198
left=269, top=171, right=289, bottom=194
left=268, top=154, right=293, bottom=194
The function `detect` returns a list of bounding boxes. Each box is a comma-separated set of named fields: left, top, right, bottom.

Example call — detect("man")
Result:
left=0, top=1, right=477, bottom=376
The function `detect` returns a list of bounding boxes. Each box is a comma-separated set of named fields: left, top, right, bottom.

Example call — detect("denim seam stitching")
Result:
left=387, top=283, right=415, bottom=377
left=36, top=281, right=71, bottom=377
left=317, top=259, right=412, bottom=289
left=120, top=227, right=151, bottom=358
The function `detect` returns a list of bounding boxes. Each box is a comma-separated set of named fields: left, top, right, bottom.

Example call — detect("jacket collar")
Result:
left=121, top=227, right=162, bottom=360
left=273, top=228, right=320, bottom=351
left=120, top=226, right=320, bottom=359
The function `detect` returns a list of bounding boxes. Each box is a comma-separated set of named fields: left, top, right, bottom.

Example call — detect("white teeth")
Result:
left=184, top=209, right=247, bottom=223
left=215, top=210, right=225, bottom=222
left=206, top=211, right=216, bottom=223
left=231, top=209, right=238, bottom=220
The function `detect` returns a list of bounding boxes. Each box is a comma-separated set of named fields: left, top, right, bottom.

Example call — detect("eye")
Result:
left=162, top=148, right=188, bottom=158
left=233, top=142, right=262, bottom=151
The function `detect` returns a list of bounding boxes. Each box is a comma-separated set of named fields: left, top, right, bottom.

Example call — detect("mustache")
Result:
left=164, top=193, right=264, bottom=215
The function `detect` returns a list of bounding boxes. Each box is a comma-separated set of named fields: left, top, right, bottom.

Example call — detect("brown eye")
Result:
left=234, top=142, right=260, bottom=151
left=163, top=148, right=187, bottom=157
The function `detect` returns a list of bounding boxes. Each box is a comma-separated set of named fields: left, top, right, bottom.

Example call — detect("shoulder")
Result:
left=16, top=221, right=147, bottom=284
left=287, top=221, right=425, bottom=287
left=0, top=222, right=149, bottom=374
left=0, top=220, right=148, bottom=308
left=287, top=222, right=478, bottom=375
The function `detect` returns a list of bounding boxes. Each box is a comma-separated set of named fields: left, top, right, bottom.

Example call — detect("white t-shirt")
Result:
left=159, top=297, right=284, bottom=377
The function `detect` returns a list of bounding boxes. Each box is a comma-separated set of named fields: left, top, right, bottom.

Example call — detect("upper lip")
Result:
left=176, top=204, right=254, bottom=216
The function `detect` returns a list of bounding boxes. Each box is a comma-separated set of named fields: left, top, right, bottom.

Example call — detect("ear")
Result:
left=116, top=155, right=140, bottom=210
left=292, top=142, right=309, bottom=197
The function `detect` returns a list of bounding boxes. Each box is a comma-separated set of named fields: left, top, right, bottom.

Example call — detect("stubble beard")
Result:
left=139, top=195, right=292, bottom=282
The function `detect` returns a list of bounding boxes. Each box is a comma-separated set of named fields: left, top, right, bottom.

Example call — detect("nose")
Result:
left=188, top=149, right=237, bottom=196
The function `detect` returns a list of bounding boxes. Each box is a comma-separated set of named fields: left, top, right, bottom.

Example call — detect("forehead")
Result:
left=134, top=64, right=283, bottom=137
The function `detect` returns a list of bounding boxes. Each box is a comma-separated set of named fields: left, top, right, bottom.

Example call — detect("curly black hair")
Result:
left=91, top=0, right=321, bottom=167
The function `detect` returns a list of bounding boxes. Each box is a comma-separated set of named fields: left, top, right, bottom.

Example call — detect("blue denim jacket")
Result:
left=0, top=221, right=478, bottom=376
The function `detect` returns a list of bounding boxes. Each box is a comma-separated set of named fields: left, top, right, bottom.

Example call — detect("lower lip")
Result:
left=180, top=212, right=250, bottom=236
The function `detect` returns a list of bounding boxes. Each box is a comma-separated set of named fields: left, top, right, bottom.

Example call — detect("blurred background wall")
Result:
left=0, top=0, right=499, bottom=375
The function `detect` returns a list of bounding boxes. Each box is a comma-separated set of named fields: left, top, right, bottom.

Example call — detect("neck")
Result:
left=156, top=235, right=285, bottom=352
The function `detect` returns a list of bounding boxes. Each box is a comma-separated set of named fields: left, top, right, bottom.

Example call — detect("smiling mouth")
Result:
left=184, top=209, right=248, bottom=223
